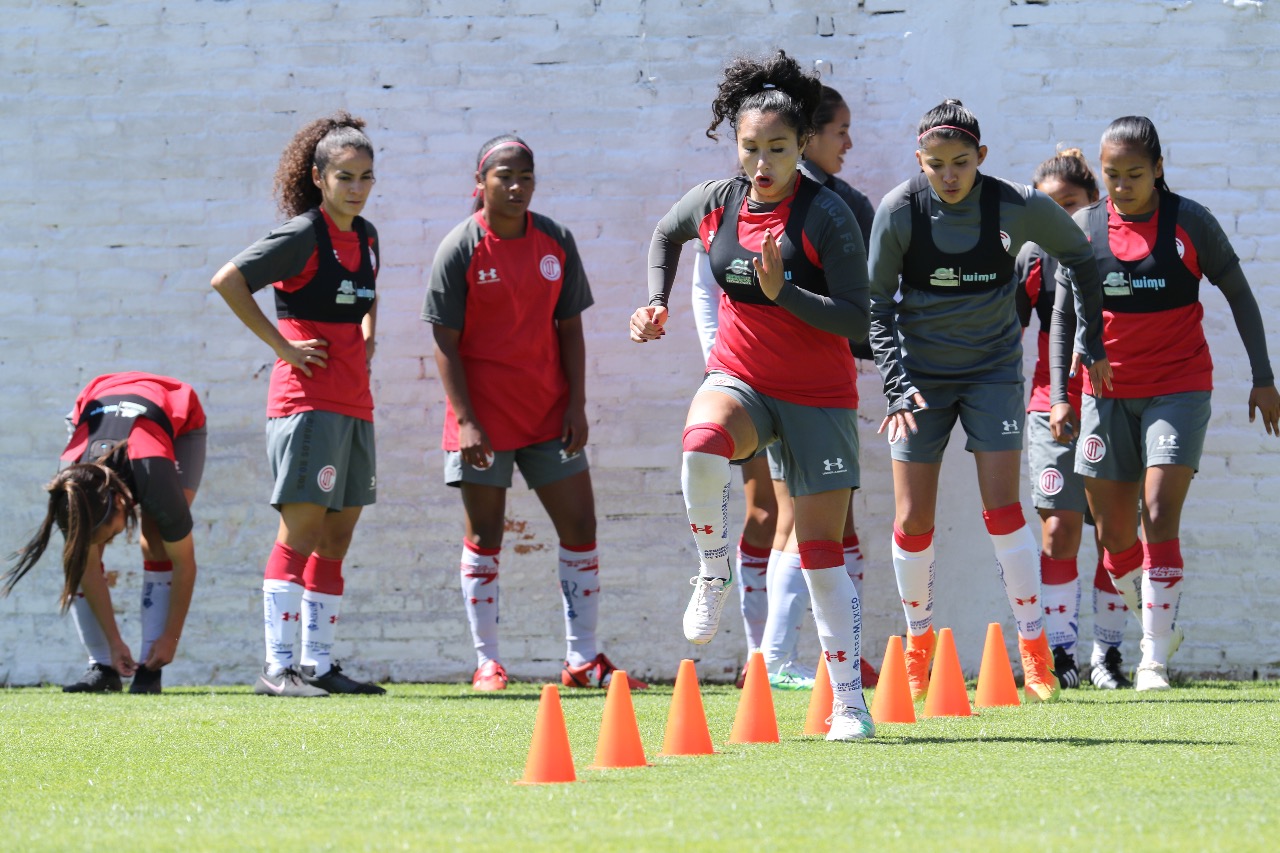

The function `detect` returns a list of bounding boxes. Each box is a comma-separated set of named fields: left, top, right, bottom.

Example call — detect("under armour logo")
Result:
left=1015, top=595, right=1038, bottom=606
left=477, top=268, right=500, bottom=282
left=329, top=615, right=338, bottom=624
left=1146, top=602, right=1173, bottom=610
left=582, top=587, right=599, bottom=597
left=281, top=612, right=299, bottom=622
left=469, top=596, right=495, bottom=605
left=463, top=571, right=498, bottom=586
left=1045, top=605, right=1068, bottom=614
left=1002, top=420, right=1020, bottom=434
left=691, top=524, right=713, bottom=535
left=822, top=458, right=845, bottom=474
left=1157, top=435, right=1177, bottom=447
left=901, top=599, right=921, bottom=608
left=1106, top=602, right=1129, bottom=612
left=824, top=650, right=848, bottom=662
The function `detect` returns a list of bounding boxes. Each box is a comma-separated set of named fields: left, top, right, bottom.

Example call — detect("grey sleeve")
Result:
left=552, top=224, right=594, bottom=320
left=230, top=215, right=317, bottom=293
left=867, top=197, right=918, bottom=414
left=647, top=182, right=720, bottom=308
left=850, top=191, right=876, bottom=252
left=422, top=220, right=476, bottom=330
left=1029, top=195, right=1105, bottom=366
left=771, top=190, right=870, bottom=341
left=1049, top=276, right=1078, bottom=406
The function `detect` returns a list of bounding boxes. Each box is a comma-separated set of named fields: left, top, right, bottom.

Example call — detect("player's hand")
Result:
left=752, top=229, right=784, bottom=301
left=878, top=393, right=928, bottom=444
left=1049, top=402, right=1078, bottom=445
left=1070, top=353, right=1113, bottom=394
left=629, top=305, right=668, bottom=343
left=110, top=641, right=137, bottom=678
left=143, top=634, right=178, bottom=669
left=458, top=420, right=494, bottom=470
left=1249, top=384, right=1280, bottom=436
left=562, top=404, right=589, bottom=455
left=279, top=338, right=329, bottom=378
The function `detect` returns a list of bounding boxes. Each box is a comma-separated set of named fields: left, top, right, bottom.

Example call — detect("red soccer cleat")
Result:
left=472, top=660, right=508, bottom=692
left=561, top=653, right=649, bottom=690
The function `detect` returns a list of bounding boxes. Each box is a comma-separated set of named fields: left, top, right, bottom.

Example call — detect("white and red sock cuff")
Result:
left=981, top=503, right=1025, bottom=536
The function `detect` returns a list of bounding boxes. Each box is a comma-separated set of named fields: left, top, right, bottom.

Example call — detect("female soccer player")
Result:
left=424, top=134, right=645, bottom=693
left=1015, top=148, right=1133, bottom=690
left=1051, top=116, right=1280, bottom=692
left=631, top=51, right=874, bottom=740
left=212, top=112, right=385, bottom=697
left=868, top=99, right=1110, bottom=704
left=3, top=372, right=205, bottom=694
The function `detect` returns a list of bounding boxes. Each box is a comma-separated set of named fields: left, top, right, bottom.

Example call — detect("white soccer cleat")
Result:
left=1134, top=661, right=1171, bottom=692
left=1168, top=624, right=1185, bottom=660
left=683, top=575, right=732, bottom=644
left=826, top=699, right=876, bottom=742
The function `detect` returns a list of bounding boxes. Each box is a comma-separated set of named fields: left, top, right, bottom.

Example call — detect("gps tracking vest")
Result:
left=77, top=395, right=175, bottom=464
left=707, top=174, right=828, bottom=305
left=901, top=172, right=1015, bottom=295
left=1087, top=191, right=1199, bottom=313
left=274, top=209, right=377, bottom=323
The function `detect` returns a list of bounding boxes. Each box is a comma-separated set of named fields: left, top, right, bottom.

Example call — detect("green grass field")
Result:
left=2, top=679, right=1277, bottom=852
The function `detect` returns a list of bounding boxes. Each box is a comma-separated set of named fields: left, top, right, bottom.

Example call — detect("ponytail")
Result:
left=3, top=463, right=136, bottom=612
left=1101, top=115, right=1170, bottom=193
left=706, top=50, right=823, bottom=143
left=273, top=111, right=374, bottom=219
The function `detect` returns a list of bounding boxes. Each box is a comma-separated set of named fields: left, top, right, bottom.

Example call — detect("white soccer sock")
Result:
left=139, top=563, right=173, bottom=663
left=1102, top=542, right=1145, bottom=625
left=984, top=506, right=1044, bottom=640
left=70, top=593, right=112, bottom=666
left=843, top=535, right=865, bottom=601
left=1141, top=540, right=1184, bottom=665
left=558, top=542, right=600, bottom=667
left=800, top=542, right=866, bottom=711
left=681, top=450, right=733, bottom=579
left=761, top=550, right=807, bottom=669
left=892, top=528, right=936, bottom=637
left=1091, top=559, right=1129, bottom=662
left=461, top=541, right=501, bottom=666
left=1040, top=556, right=1080, bottom=654
left=263, top=579, right=304, bottom=676
left=300, top=590, right=342, bottom=676
left=736, top=540, right=770, bottom=653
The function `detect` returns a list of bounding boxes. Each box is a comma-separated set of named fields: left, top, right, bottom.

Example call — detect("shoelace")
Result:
left=688, top=577, right=724, bottom=617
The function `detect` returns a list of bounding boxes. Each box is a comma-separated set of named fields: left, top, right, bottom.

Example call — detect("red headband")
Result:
left=917, top=125, right=980, bottom=145
left=476, top=140, right=532, bottom=173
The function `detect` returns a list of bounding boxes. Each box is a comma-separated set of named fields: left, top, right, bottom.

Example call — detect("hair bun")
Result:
left=943, top=98, right=965, bottom=107
left=1059, top=147, right=1085, bottom=159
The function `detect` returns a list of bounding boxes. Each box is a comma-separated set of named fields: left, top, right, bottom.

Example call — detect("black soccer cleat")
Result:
left=254, top=666, right=329, bottom=698
left=129, top=664, right=163, bottom=695
left=1090, top=646, right=1133, bottom=690
left=62, top=663, right=123, bottom=693
left=300, top=662, right=385, bottom=695
left=1052, top=645, right=1081, bottom=689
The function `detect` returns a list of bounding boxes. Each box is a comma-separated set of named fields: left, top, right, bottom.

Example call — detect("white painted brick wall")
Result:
left=3, top=0, right=1278, bottom=686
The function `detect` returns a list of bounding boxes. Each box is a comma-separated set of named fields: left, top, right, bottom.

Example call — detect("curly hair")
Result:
left=1101, top=115, right=1170, bottom=193
left=273, top=111, right=374, bottom=218
left=706, top=50, right=823, bottom=143
left=916, top=99, right=982, bottom=150
left=1033, top=147, right=1100, bottom=202
left=3, top=462, right=137, bottom=612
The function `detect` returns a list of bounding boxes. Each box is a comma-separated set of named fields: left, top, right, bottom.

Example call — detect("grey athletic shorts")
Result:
left=444, top=437, right=589, bottom=490
left=700, top=372, right=859, bottom=497
left=267, top=411, right=377, bottom=510
left=1075, top=391, right=1210, bottom=482
left=889, top=381, right=1025, bottom=463
left=1026, top=412, right=1087, bottom=513
left=173, top=425, right=207, bottom=492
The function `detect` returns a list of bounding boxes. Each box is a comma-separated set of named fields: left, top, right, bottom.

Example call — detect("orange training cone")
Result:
left=515, top=684, right=576, bottom=785
left=803, top=653, right=834, bottom=735
left=975, top=622, right=1021, bottom=708
left=588, top=670, right=649, bottom=769
left=870, top=635, right=917, bottom=724
left=728, top=651, right=779, bottom=743
left=922, top=628, right=972, bottom=718
left=658, top=659, right=715, bottom=756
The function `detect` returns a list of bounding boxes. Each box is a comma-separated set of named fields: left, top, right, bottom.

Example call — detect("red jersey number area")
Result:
left=446, top=213, right=574, bottom=451
left=270, top=220, right=375, bottom=421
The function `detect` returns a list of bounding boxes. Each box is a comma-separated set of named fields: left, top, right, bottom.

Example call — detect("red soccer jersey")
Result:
left=698, top=188, right=859, bottom=409
left=62, top=372, right=205, bottom=463
left=424, top=211, right=593, bottom=451
left=1083, top=200, right=1210, bottom=398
